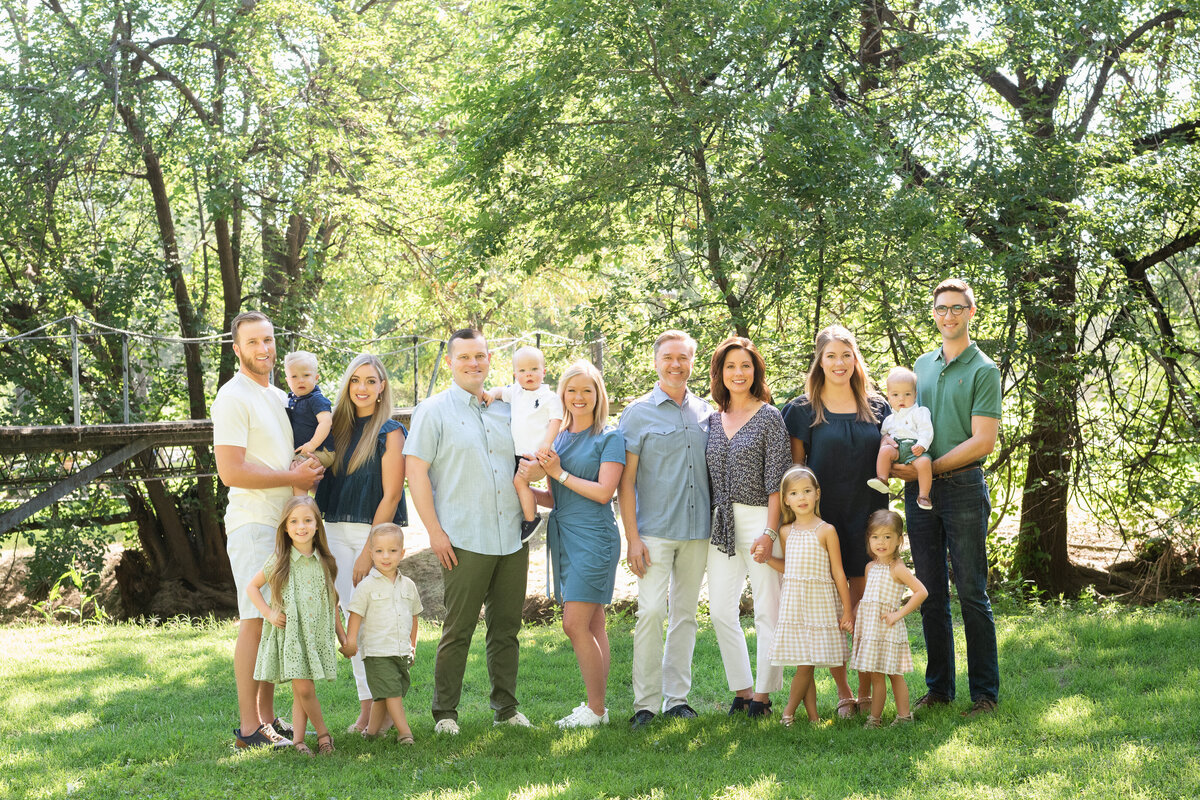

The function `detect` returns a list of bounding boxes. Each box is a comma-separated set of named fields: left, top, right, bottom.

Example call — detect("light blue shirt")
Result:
left=617, top=384, right=712, bottom=541
left=403, top=383, right=523, bottom=556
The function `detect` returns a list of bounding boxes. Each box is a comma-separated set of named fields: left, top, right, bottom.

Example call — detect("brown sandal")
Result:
left=294, top=741, right=314, bottom=757
left=317, top=732, right=334, bottom=755
left=397, top=733, right=415, bottom=745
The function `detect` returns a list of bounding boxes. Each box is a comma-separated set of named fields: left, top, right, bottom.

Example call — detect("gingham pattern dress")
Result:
left=769, top=523, right=849, bottom=667
left=849, top=561, right=914, bottom=675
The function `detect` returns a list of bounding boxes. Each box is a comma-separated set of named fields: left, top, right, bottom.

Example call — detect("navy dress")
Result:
left=780, top=395, right=890, bottom=577
left=547, top=426, right=626, bottom=604
left=316, top=417, right=408, bottom=526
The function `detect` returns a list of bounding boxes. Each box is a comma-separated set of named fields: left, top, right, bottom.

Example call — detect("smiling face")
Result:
left=347, top=363, right=385, bottom=416
left=886, top=378, right=917, bottom=411
left=869, top=528, right=902, bottom=562
left=818, top=338, right=856, bottom=388
left=285, top=361, right=318, bottom=397
left=562, top=373, right=597, bottom=422
left=783, top=476, right=819, bottom=518
left=448, top=335, right=491, bottom=394
left=285, top=503, right=319, bottom=554
left=370, top=531, right=404, bottom=576
left=654, top=338, right=695, bottom=395
left=722, top=348, right=755, bottom=398
left=513, top=350, right=546, bottom=392
left=232, top=320, right=276, bottom=382
left=932, top=289, right=976, bottom=343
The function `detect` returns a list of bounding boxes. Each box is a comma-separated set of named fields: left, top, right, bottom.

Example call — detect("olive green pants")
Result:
left=432, top=545, right=529, bottom=722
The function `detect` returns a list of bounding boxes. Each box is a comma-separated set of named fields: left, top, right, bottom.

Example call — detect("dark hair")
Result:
left=864, top=509, right=905, bottom=561
left=933, top=278, right=976, bottom=308
left=804, top=325, right=880, bottom=425
left=447, top=328, right=486, bottom=355
left=231, top=311, right=271, bottom=344
left=709, top=336, right=772, bottom=411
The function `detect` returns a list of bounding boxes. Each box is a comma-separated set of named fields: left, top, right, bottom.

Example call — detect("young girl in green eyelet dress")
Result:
left=248, top=496, right=347, bottom=756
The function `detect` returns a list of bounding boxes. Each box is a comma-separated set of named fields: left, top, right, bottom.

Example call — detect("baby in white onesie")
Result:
left=868, top=366, right=934, bottom=510
left=484, top=346, right=564, bottom=543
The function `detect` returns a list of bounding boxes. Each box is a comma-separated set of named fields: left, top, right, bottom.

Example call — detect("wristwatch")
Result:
left=556, top=471, right=571, bottom=485
left=764, top=527, right=779, bottom=542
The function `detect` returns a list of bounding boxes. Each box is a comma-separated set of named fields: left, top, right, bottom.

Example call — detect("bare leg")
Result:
left=870, top=672, right=888, bottom=719
left=353, top=699, right=372, bottom=730
left=365, top=701, right=389, bottom=735
left=890, top=673, right=911, bottom=718
left=235, top=618, right=267, bottom=735
left=875, top=443, right=899, bottom=484
left=795, top=667, right=818, bottom=721
left=914, top=455, right=933, bottom=502
left=384, top=696, right=412, bottom=740
left=292, top=679, right=329, bottom=740
left=563, top=601, right=609, bottom=715
left=514, top=472, right=537, bottom=522
left=848, top=576, right=867, bottom=702
left=292, top=686, right=308, bottom=751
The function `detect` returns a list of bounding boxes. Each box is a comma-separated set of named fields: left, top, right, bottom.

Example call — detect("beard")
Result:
left=239, top=351, right=274, bottom=376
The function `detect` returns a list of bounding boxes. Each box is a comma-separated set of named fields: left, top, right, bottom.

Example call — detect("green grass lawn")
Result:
left=1, top=601, right=1197, bottom=799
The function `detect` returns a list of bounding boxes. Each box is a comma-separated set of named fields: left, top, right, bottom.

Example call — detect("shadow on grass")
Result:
left=2, top=608, right=1198, bottom=799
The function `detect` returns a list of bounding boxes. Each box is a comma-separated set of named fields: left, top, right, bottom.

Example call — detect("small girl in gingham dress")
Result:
left=764, top=466, right=853, bottom=725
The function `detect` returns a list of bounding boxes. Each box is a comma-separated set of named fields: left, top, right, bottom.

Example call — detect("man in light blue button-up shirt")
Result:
left=617, top=330, right=712, bottom=727
left=404, top=329, right=529, bottom=731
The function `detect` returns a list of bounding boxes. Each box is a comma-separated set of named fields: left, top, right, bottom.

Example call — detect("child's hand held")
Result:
left=272, top=609, right=287, bottom=628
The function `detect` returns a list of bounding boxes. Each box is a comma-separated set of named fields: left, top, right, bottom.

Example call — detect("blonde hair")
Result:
left=557, top=359, right=609, bottom=436
left=268, top=496, right=338, bottom=610
left=805, top=325, right=880, bottom=426
left=865, top=509, right=905, bottom=563
left=885, top=366, right=917, bottom=390
left=368, top=522, right=404, bottom=552
left=779, top=465, right=821, bottom=525
left=330, top=353, right=393, bottom=475
left=653, top=329, right=697, bottom=357
left=284, top=351, right=319, bottom=373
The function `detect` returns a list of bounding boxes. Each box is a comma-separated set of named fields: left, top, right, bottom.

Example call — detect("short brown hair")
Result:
left=653, top=329, right=697, bottom=357
left=709, top=336, right=772, bottom=411
left=231, top=311, right=271, bottom=344
left=933, top=278, right=976, bottom=308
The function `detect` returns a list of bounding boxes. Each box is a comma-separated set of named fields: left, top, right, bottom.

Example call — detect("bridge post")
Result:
left=71, top=316, right=80, bottom=426
left=122, top=333, right=130, bottom=424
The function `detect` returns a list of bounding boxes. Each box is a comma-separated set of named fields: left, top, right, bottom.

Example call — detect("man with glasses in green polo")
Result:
left=892, top=278, right=1002, bottom=719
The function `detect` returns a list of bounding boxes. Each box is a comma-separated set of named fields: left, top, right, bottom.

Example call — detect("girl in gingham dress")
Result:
left=849, top=509, right=928, bottom=727
left=763, top=466, right=854, bottom=725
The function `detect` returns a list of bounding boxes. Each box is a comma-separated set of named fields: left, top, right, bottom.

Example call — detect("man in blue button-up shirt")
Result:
left=404, top=329, right=530, bottom=733
left=617, top=330, right=712, bottom=728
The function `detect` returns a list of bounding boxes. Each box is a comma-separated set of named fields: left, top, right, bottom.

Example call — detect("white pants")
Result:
left=706, top=503, right=783, bottom=694
left=325, top=520, right=371, bottom=702
left=632, top=536, right=709, bottom=713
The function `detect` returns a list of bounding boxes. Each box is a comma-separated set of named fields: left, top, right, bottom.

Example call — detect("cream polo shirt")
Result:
left=211, top=371, right=294, bottom=532
left=345, top=568, right=423, bottom=659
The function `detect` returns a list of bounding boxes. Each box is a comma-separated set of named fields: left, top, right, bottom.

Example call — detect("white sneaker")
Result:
left=556, top=703, right=608, bottom=729
left=494, top=711, right=531, bottom=727
left=433, top=718, right=459, bottom=735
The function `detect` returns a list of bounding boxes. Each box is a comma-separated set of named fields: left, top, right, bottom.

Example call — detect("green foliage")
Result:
left=29, top=567, right=109, bottom=625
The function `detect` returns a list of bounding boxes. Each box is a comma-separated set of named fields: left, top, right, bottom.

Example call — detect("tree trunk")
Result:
left=1014, top=251, right=1077, bottom=592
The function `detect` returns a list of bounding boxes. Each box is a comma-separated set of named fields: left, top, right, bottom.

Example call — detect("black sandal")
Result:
left=747, top=699, right=773, bottom=718
left=728, top=696, right=749, bottom=716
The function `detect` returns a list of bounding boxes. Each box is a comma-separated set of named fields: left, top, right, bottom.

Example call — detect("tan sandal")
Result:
left=397, top=733, right=415, bottom=745
left=836, top=697, right=858, bottom=719
left=891, top=713, right=915, bottom=726
left=317, top=732, right=334, bottom=755
left=294, top=741, right=314, bottom=757
left=863, top=715, right=882, bottom=729
left=780, top=714, right=795, bottom=728
left=857, top=697, right=874, bottom=715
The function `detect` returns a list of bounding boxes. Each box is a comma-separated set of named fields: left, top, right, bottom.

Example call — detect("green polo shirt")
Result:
left=913, top=341, right=1001, bottom=464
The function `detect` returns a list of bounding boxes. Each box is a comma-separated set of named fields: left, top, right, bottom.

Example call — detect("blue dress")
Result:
left=316, top=417, right=408, bottom=526
left=547, top=426, right=626, bottom=604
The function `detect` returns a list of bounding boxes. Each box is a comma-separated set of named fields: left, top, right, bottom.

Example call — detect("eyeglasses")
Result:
left=933, top=304, right=970, bottom=316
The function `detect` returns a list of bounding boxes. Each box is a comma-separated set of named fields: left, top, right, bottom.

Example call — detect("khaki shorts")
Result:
left=226, top=522, right=277, bottom=619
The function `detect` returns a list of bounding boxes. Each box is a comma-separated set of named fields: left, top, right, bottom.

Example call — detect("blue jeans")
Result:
left=905, top=468, right=999, bottom=703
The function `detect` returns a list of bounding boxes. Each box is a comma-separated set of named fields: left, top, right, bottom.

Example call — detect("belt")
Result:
left=933, top=464, right=981, bottom=481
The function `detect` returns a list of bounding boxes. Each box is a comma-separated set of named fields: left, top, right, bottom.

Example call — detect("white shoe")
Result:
left=867, top=478, right=891, bottom=494
left=494, top=711, right=531, bottom=727
left=556, top=703, right=608, bottom=729
left=433, top=718, right=460, bottom=735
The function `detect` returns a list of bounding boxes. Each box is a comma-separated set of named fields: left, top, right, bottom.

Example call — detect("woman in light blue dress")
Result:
left=531, top=359, right=625, bottom=728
